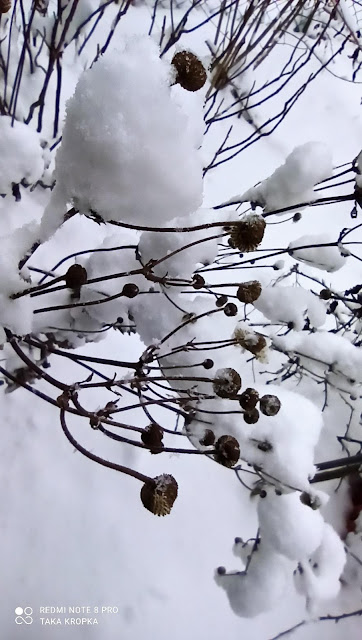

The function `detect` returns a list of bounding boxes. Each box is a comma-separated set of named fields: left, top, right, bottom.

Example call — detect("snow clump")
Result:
left=0, top=116, right=46, bottom=194
left=288, top=234, right=347, bottom=272
left=254, top=285, right=326, bottom=331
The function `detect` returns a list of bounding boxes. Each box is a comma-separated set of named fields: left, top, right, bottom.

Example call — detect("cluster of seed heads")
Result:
left=239, top=390, right=281, bottom=424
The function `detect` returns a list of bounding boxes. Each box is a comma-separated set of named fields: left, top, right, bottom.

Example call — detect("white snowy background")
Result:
left=1, top=1, right=362, bottom=639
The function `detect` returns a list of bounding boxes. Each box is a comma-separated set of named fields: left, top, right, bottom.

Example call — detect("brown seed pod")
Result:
left=65, top=264, right=87, bottom=289
left=122, top=283, right=139, bottom=298
left=199, top=429, right=215, bottom=446
left=236, top=281, right=262, bottom=304
left=0, top=0, right=11, bottom=13
left=300, top=492, right=321, bottom=510
left=140, top=474, right=178, bottom=516
left=229, top=214, right=266, bottom=252
left=192, top=274, right=205, bottom=289
left=172, top=51, right=207, bottom=92
left=319, top=288, right=332, bottom=300
left=141, top=423, right=164, bottom=453
left=233, top=327, right=268, bottom=360
left=243, top=408, right=259, bottom=424
left=224, top=302, right=238, bottom=317
left=213, top=368, right=241, bottom=398
left=239, top=388, right=259, bottom=411
left=214, top=435, right=240, bottom=468
left=216, top=294, right=228, bottom=307
left=259, top=394, right=281, bottom=416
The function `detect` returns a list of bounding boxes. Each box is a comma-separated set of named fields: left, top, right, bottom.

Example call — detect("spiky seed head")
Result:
left=229, top=214, right=266, bottom=252
left=140, top=474, right=178, bottom=516
left=214, top=435, right=240, bottom=467
left=236, top=281, right=262, bottom=304
left=213, top=368, right=241, bottom=398
left=0, top=0, right=11, bottom=13
left=172, top=51, right=207, bottom=92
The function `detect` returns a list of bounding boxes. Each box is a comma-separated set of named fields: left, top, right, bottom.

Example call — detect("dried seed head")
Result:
left=233, top=327, right=268, bottom=361
left=0, top=0, right=11, bottom=13
left=65, top=264, right=87, bottom=289
left=259, top=394, right=281, bottom=416
left=34, top=0, right=49, bottom=15
left=172, top=51, right=207, bottom=92
left=319, top=288, right=332, bottom=300
left=239, top=388, right=259, bottom=411
left=229, top=214, right=266, bottom=252
left=236, top=281, right=262, bottom=304
left=243, top=408, right=259, bottom=424
left=122, top=283, right=139, bottom=298
left=140, top=474, right=178, bottom=516
left=141, top=423, right=164, bottom=453
left=214, top=435, right=240, bottom=467
left=293, top=212, right=302, bottom=222
left=192, top=274, right=205, bottom=289
left=199, top=429, right=215, bottom=446
left=224, top=302, right=238, bottom=317
left=203, top=358, right=214, bottom=370
left=216, top=294, right=228, bottom=307
left=213, top=368, right=241, bottom=398
left=300, top=492, right=321, bottom=510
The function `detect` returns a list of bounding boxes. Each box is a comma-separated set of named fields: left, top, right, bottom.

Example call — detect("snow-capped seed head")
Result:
left=141, top=423, right=164, bottom=453
left=122, top=283, right=139, bottom=298
left=319, top=288, right=332, bottom=300
left=199, top=429, right=215, bottom=446
left=224, top=302, right=238, bottom=317
left=243, top=408, right=259, bottom=424
left=0, top=0, right=11, bottom=13
left=140, top=474, right=178, bottom=516
left=236, top=281, right=262, bottom=304
left=214, top=435, right=240, bottom=468
left=213, top=368, right=241, bottom=398
left=171, top=51, right=207, bottom=92
left=216, top=294, right=228, bottom=307
left=228, top=214, right=266, bottom=252
left=239, top=388, right=260, bottom=411
left=259, top=394, right=281, bottom=416
left=65, top=264, right=88, bottom=289
left=233, top=327, right=268, bottom=359
left=192, top=274, right=205, bottom=289
left=299, top=492, right=321, bottom=510
left=203, top=358, right=214, bottom=370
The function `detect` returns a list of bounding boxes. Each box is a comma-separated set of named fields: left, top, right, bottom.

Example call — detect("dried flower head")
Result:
left=224, top=302, right=238, bottom=317
left=65, top=264, right=87, bottom=289
left=237, top=281, right=262, bottom=304
left=140, top=474, right=178, bottom=516
left=243, top=408, right=259, bottom=424
left=213, top=368, right=241, bottom=398
left=259, top=394, right=281, bottom=416
left=199, top=429, right=215, bottom=446
left=233, top=326, right=268, bottom=362
left=122, top=283, right=139, bottom=298
left=228, top=214, right=266, bottom=252
left=214, top=435, right=240, bottom=467
left=319, top=288, right=332, bottom=300
left=172, top=51, right=207, bottom=92
left=239, top=388, right=259, bottom=411
left=300, top=492, right=321, bottom=511
left=0, top=0, right=11, bottom=13
left=141, top=423, right=164, bottom=453
left=34, top=0, right=49, bottom=15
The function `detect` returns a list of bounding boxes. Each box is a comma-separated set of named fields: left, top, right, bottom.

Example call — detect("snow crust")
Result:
left=0, top=116, right=46, bottom=194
